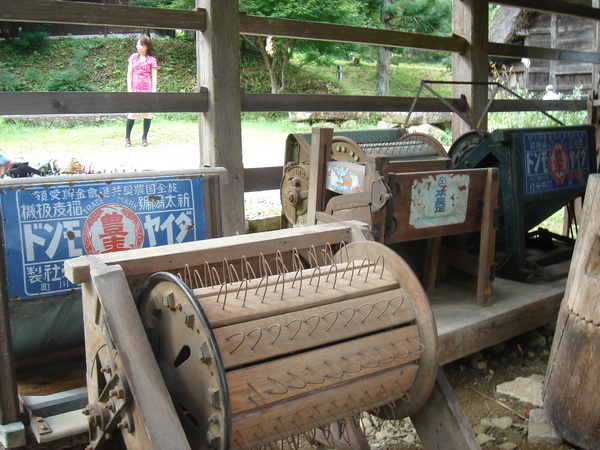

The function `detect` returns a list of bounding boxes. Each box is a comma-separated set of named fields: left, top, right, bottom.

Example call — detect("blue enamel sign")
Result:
left=0, top=175, right=207, bottom=300
left=521, top=129, right=591, bottom=196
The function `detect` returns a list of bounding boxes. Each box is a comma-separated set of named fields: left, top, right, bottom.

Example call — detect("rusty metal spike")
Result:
left=291, top=269, right=303, bottom=296
left=265, top=376, right=289, bottom=395
left=391, top=295, right=405, bottom=315
left=323, top=310, right=339, bottom=331
left=292, top=248, right=304, bottom=272
left=325, top=263, right=338, bottom=290
left=286, top=371, right=307, bottom=390
left=235, top=278, right=249, bottom=304
left=229, top=263, right=240, bottom=284
left=184, top=263, right=191, bottom=287
left=340, top=356, right=362, bottom=374
left=285, top=318, right=302, bottom=340
left=357, top=352, right=380, bottom=369
left=339, top=306, right=356, bottom=327
left=407, top=338, right=427, bottom=354
left=373, top=298, right=391, bottom=319
left=217, top=282, right=228, bottom=310
left=390, top=341, right=410, bottom=358
left=273, top=272, right=285, bottom=300
left=322, top=361, right=344, bottom=379
left=375, top=346, right=396, bottom=364
left=241, top=255, right=256, bottom=281
left=304, top=366, right=326, bottom=385
left=247, top=381, right=268, bottom=407
left=255, top=275, right=269, bottom=302
left=308, top=245, right=318, bottom=268
left=322, top=242, right=334, bottom=266
left=248, top=327, right=263, bottom=350
left=275, top=250, right=289, bottom=275
left=225, top=332, right=245, bottom=354
left=211, top=266, right=221, bottom=287
left=193, top=269, right=204, bottom=289
left=373, top=255, right=385, bottom=279
left=342, top=260, right=355, bottom=285
left=304, top=314, right=320, bottom=336
left=235, top=429, right=252, bottom=450
left=308, top=266, right=321, bottom=292
left=266, top=323, right=282, bottom=345
left=357, top=302, right=374, bottom=324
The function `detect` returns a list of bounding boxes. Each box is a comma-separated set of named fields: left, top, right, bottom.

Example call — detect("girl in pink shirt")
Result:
left=125, top=35, right=157, bottom=147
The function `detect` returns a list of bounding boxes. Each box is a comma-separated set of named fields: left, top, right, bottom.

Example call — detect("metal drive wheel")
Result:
left=448, top=130, right=489, bottom=169
left=138, top=272, right=231, bottom=450
left=331, top=136, right=366, bottom=163
left=280, top=163, right=310, bottom=226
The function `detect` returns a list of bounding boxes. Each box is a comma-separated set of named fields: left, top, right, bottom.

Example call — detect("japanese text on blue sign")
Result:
left=521, top=129, right=590, bottom=195
left=0, top=176, right=206, bottom=300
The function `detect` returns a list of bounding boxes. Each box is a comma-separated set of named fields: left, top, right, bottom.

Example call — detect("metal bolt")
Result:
left=162, top=292, right=175, bottom=309
left=100, top=366, right=111, bottom=374
left=117, top=419, right=130, bottom=431
left=208, top=414, right=219, bottom=425
left=207, top=388, right=220, bottom=409
left=198, top=341, right=212, bottom=364
left=109, top=388, right=124, bottom=399
left=41, top=425, right=48, bottom=431
left=206, top=430, right=221, bottom=449
left=36, top=417, right=44, bottom=423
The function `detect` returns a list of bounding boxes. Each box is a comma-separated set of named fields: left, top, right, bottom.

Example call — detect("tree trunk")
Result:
left=376, top=46, right=390, bottom=96
left=376, top=0, right=392, bottom=96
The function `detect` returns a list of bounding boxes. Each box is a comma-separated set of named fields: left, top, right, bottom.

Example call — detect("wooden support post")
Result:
left=452, top=0, right=490, bottom=139
left=411, top=367, right=480, bottom=450
left=307, top=127, right=333, bottom=226
left=0, top=227, right=26, bottom=447
left=196, top=0, right=245, bottom=236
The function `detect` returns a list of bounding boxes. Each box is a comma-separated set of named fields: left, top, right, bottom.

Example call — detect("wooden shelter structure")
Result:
left=490, top=5, right=598, bottom=94
left=1, top=0, right=600, bottom=447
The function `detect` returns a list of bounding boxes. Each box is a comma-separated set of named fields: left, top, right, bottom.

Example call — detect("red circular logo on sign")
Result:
left=548, top=143, right=569, bottom=185
left=83, top=204, right=144, bottom=255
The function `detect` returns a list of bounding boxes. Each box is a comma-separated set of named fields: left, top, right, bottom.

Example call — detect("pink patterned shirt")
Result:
left=128, top=53, right=157, bottom=92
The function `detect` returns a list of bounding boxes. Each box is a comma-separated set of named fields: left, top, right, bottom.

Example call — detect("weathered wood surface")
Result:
left=489, top=41, right=600, bottom=64
left=495, top=0, right=600, bottom=20
left=0, top=0, right=206, bottom=31
left=197, top=0, right=245, bottom=236
left=452, top=0, right=490, bottom=137
left=239, top=14, right=467, bottom=53
left=431, top=273, right=566, bottom=365
left=544, top=174, right=600, bottom=450
left=410, top=368, right=480, bottom=450
left=0, top=92, right=209, bottom=116
left=90, top=265, right=190, bottom=450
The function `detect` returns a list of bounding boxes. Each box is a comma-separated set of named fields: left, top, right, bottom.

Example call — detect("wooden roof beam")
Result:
left=0, top=0, right=206, bottom=31
left=493, top=0, right=600, bottom=21
left=490, top=42, right=600, bottom=64
left=239, top=14, right=467, bottom=54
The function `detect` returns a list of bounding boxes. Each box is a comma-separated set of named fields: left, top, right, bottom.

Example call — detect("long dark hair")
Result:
left=138, top=34, right=153, bottom=57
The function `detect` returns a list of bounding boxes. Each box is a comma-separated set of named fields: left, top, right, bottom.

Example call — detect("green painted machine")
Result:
left=449, top=125, right=597, bottom=279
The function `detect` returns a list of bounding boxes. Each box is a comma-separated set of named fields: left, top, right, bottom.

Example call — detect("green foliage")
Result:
left=4, top=27, right=50, bottom=54
left=0, top=68, right=22, bottom=91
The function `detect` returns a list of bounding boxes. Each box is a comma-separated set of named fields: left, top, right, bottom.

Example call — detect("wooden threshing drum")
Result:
left=544, top=174, right=600, bottom=450
left=136, top=235, right=438, bottom=448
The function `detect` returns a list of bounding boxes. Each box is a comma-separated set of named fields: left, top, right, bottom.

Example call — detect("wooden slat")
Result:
left=489, top=98, right=588, bottom=112
left=489, top=41, right=600, bottom=64
left=243, top=166, right=282, bottom=192
left=0, top=0, right=206, bottom=31
left=230, top=365, right=418, bottom=449
left=494, top=0, right=600, bottom=21
left=0, top=92, right=208, bottom=116
left=432, top=275, right=565, bottom=365
left=64, top=221, right=367, bottom=284
left=239, top=14, right=467, bottom=54
left=213, top=291, right=416, bottom=368
left=226, top=326, right=421, bottom=414
left=241, top=93, right=467, bottom=113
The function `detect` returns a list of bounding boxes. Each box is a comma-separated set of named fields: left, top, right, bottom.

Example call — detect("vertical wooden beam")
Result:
left=307, top=127, right=333, bottom=226
left=549, top=14, right=558, bottom=89
left=0, top=234, right=19, bottom=426
left=196, top=0, right=245, bottom=236
left=452, top=0, right=490, bottom=139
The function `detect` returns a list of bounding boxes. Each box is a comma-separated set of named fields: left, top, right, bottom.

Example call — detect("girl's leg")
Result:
left=142, top=113, right=152, bottom=146
left=125, top=113, right=137, bottom=147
